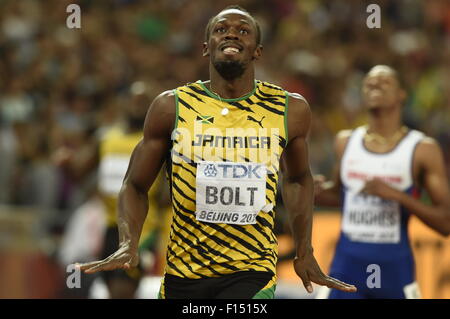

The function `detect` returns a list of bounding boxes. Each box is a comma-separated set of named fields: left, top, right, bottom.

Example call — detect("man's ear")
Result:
left=203, top=42, right=209, bottom=57
left=252, top=44, right=263, bottom=60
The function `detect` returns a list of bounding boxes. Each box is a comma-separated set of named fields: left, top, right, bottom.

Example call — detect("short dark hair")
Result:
left=204, top=5, right=262, bottom=45
left=366, top=65, right=404, bottom=88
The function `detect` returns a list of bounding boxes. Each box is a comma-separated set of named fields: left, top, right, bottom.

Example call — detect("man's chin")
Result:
left=365, top=98, right=383, bottom=108
left=213, top=60, right=246, bottom=81
left=366, top=103, right=391, bottom=112
left=367, top=103, right=382, bottom=109
left=216, top=54, right=242, bottom=64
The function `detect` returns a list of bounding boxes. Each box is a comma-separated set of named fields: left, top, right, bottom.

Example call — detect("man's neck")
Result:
left=208, top=65, right=255, bottom=99
left=367, top=106, right=403, bottom=137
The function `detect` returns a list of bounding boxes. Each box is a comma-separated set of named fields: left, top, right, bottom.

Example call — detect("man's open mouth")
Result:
left=369, top=89, right=384, bottom=96
left=223, top=47, right=240, bottom=54
left=220, top=43, right=243, bottom=54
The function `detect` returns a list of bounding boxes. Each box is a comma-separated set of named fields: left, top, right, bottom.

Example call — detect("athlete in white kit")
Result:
left=314, top=65, right=450, bottom=299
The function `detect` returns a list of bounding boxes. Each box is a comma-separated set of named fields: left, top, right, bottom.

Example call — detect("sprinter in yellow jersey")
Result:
left=79, top=5, right=356, bottom=298
left=96, top=82, right=167, bottom=298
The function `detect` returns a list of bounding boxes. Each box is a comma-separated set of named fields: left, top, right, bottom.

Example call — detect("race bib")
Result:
left=342, top=191, right=401, bottom=243
left=195, top=161, right=267, bottom=225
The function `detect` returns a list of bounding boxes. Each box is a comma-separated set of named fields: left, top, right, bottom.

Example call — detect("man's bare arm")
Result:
left=280, top=95, right=314, bottom=266
left=362, top=139, right=450, bottom=236
left=78, top=90, right=176, bottom=273
left=281, top=94, right=356, bottom=293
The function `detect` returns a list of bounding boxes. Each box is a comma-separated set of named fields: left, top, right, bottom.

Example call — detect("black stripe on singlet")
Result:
left=275, top=134, right=287, bottom=148
left=179, top=89, right=205, bottom=104
left=171, top=218, right=241, bottom=273
left=255, top=102, right=284, bottom=115
left=166, top=259, right=186, bottom=277
left=237, top=222, right=274, bottom=247
left=171, top=150, right=196, bottom=169
left=259, top=82, right=285, bottom=92
left=256, top=87, right=286, bottom=99
left=172, top=182, right=196, bottom=204
left=229, top=100, right=255, bottom=113
left=238, top=259, right=274, bottom=273
left=228, top=224, right=266, bottom=250
left=266, top=174, right=278, bottom=198
left=206, top=223, right=267, bottom=256
left=244, top=257, right=275, bottom=271
left=166, top=243, right=208, bottom=278
left=265, top=181, right=276, bottom=197
left=187, top=85, right=211, bottom=98
left=172, top=195, right=262, bottom=258
left=169, top=222, right=225, bottom=276
left=172, top=161, right=196, bottom=179
left=245, top=96, right=284, bottom=115
left=178, top=97, right=201, bottom=115
left=254, top=92, right=285, bottom=107
left=256, top=215, right=273, bottom=229
left=172, top=172, right=196, bottom=193
left=171, top=197, right=253, bottom=259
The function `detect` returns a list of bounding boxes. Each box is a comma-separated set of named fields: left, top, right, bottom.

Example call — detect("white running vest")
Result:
left=340, top=126, right=424, bottom=244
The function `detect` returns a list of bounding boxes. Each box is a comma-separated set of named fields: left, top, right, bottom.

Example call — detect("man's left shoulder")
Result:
left=286, top=91, right=309, bottom=106
left=285, top=91, right=312, bottom=133
left=413, top=134, right=444, bottom=165
left=256, top=80, right=289, bottom=97
left=257, top=81, right=309, bottom=108
left=415, top=135, right=442, bottom=152
left=284, top=90, right=310, bottom=115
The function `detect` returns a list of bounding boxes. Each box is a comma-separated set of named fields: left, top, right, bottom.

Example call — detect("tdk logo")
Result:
left=204, top=164, right=218, bottom=177
left=203, top=163, right=263, bottom=179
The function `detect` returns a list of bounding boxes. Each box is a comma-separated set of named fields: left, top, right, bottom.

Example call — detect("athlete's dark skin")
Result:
left=315, top=66, right=450, bottom=237
left=78, top=8, right=357, bottom=294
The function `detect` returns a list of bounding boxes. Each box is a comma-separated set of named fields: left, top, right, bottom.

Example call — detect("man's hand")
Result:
left=313, top=174, right=335, bottom=195
left=77, top=243, right=139, bottom=274
left=361, top=178, right=401, bottom=201
left=294, top=251, right=357, bottom=293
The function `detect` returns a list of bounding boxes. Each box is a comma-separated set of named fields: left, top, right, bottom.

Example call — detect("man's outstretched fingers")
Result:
left=299, top=271, right=313, bottom=293
left=76, top=261, right=102, bottom=272
left=77, top=259, right=116, bottom=274
left=81, top=261, right=108, bottom=274
left=83, top=263, right=106, bottom=274
left=323, top=276, right=357, bottom=292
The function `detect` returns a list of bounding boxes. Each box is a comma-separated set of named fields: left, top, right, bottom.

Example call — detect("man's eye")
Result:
left=240, top=29, right=249, bottom=35
left=215, top=27, right=226, bottom=33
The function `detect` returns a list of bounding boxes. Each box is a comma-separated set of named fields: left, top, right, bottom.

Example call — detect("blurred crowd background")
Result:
left=0, top=0, right=449, bottom=298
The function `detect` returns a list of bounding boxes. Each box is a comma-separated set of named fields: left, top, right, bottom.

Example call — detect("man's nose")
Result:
left=224, top=28, right=240, bottom=40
